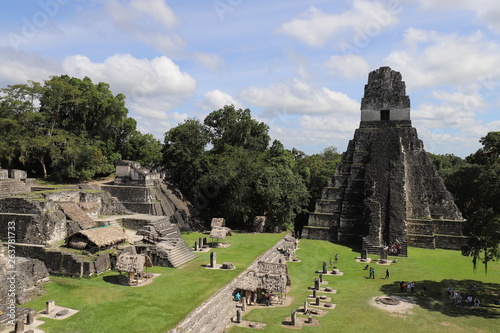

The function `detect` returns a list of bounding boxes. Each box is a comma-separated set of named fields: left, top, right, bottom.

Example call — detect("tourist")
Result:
left=265, top=293, right=271, bottom=306
left=252, top=292, right=257, bottom=305
left=364, top=264, right=369, bottom=270
left=372, top=268, right=376, bottom=279
left=385, top=269, right=390, bottom=279
left=473, top=297, right=480, bottom=308
left=330, top=258, right=334, bottom=267
left=335, top=253, right=339, bottom=262
left=234, top=292, right=241, bottom=301
left=420, top=285, right=426, bottom=296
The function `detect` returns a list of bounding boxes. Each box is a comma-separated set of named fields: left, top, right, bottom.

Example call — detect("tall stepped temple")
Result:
left=302, top=66, right=467, bottom=255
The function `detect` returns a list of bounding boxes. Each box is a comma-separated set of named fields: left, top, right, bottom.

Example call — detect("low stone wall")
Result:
left=407, top=234, right=435, bottom=249
left=435, top=235, right=468, bottom=250
left=0, top=253, right=49, bottom=305
left=14, top=244, right=111, bottom=277
left=301, top=226, right=331, bottom=240
left=122, top=218, right=150, bottom=230
left=101, top=185, right=153, bottom=203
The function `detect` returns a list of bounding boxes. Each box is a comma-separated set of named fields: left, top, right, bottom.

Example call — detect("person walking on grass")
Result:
left=385, top=269, right=390, bottom=279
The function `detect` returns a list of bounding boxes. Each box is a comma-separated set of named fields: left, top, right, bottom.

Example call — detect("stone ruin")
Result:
left=100, top=160, right=202, bottom=231
left=0, top=168, right=37, bottom=199
left=302, top=67, right=467, bottom=255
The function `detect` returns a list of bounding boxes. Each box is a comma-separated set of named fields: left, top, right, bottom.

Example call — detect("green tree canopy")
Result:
left=444, top=132, right=500, bottom=273
left=0, top=76, right=161, bottom=180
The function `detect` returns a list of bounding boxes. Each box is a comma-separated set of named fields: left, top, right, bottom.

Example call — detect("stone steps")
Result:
left=0, top=180, right=30, bottom=198
left=162, top=239, right=196, bottom=268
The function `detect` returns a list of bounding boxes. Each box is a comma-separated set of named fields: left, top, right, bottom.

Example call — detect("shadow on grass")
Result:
left=102, top=274, right=124, bottom=285
left=380, top=279, right=500, bottom=318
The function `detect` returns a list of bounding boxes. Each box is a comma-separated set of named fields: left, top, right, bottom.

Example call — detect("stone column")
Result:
left=308, top=315, right=313, bottom=323
left=304, top=300, right=308, bottom=313
left=313, top=289, right=317, bottom=298
left=27, top=309, right=35, bottom=325
left=194, top=241, right=199, bottom=251
left=319, top=273, right=323, bottom=283
left=291, top=310, right=297, bottom=326
left=314, top=278, right=320, bottom=291
left=322, top=261, right=327, bottom=274
left=235, top=310, right=241, bottom=323
left=203, top=237, right=207, bottom=247
left=15, top=320, right=24, bottom=333
left=210, top=251, right=216, bottom=268
left=46, top=300, right=55, bottom=315
left=380, top=248, right=388, bottom=260
left=361, top=249, right=368, bottom=260
left=241, top=297, right=247, bottom=311
left=316, top=297, right=320, bottom=306
left=199, top=237, right=204, bottom=249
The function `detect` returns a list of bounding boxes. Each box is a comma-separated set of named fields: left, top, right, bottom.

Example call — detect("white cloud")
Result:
left=240, top=79, right=360, bottom=115
left=199, top=90, right=243, bottom=111
left=386, top=28, right=500, bottom=89
left=106, top=0, right=185, bottom=55
left=192, top=52, right=225, bottom=72
left=0, top=48, right=60, bottom=86
left=324, top=54, right=370, bottom=79
left=417, top=0, right=500, bottom=33
left=63, top=53, right=196, bottom=104
left=277, top=1, right=401, bottom=47
left=62, top=53, right=196, bottom=138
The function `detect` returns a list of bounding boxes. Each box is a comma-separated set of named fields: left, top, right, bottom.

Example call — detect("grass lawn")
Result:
left=22, top=232, right=285, bottom=333
left=229, top=239, right=500, bottom=333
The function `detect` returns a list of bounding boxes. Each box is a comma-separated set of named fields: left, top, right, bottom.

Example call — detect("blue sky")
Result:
left=1, top=0, right=499, bottom=157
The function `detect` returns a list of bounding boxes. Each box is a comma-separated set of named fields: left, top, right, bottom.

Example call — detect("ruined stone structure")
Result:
left=0, top=168, right=36, bottom=198
left=302, top=67, right=467, bottom=254
left=101, top=160, right=201, bottom=231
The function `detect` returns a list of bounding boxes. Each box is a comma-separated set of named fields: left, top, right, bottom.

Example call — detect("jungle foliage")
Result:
left=430, top=132, right=500, bottom=273
left=0, top=76, right=162, bottom=180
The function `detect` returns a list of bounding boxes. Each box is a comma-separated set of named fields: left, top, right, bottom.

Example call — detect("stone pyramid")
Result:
left=302, top=67, right=467, bottom=255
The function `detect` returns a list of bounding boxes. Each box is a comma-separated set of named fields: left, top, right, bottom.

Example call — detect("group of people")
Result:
left=233, top=290, right=271, bottom=306
left=445, top=286, right=480, bottom=308
left=384, top=240, right=402, bottom=255
left=400, top=281, right=422, bottom=295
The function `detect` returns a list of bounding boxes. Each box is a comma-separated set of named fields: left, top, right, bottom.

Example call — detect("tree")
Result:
left=296, top=146, right=342, bottom=211
left=0, top=76, right=160, bottom=180
left=204, top=105, right=270, bottom=152
left=163, top=107, right=309, bottom=231
left=445, top=132, right=500, bottom=273
left=163, top=118, right=210, bottom=196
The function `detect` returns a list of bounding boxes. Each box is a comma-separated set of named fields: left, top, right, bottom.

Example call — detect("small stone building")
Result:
left=114, top=160, right=163, bottom=186
left=66, top=226, right=127, bottom=252
left=237, top=261, right=290, bottom=304
left=209, top=226, right=232, bottom=244
left=115, top=253, right=152, bottom=285
left=210, top=218, right=225, bottom=228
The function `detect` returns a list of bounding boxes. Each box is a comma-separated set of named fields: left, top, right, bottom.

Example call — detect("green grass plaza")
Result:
left=22, top=231, right=499, bottom=333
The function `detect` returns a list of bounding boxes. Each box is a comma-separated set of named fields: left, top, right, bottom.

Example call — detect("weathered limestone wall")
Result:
left=101, top=185, right=154, bottom=203
left=15, top=244, right=111, bottom=277
left=0, top=210, right=66, bottom=245
left=0, top=245, right=49, bottom=305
